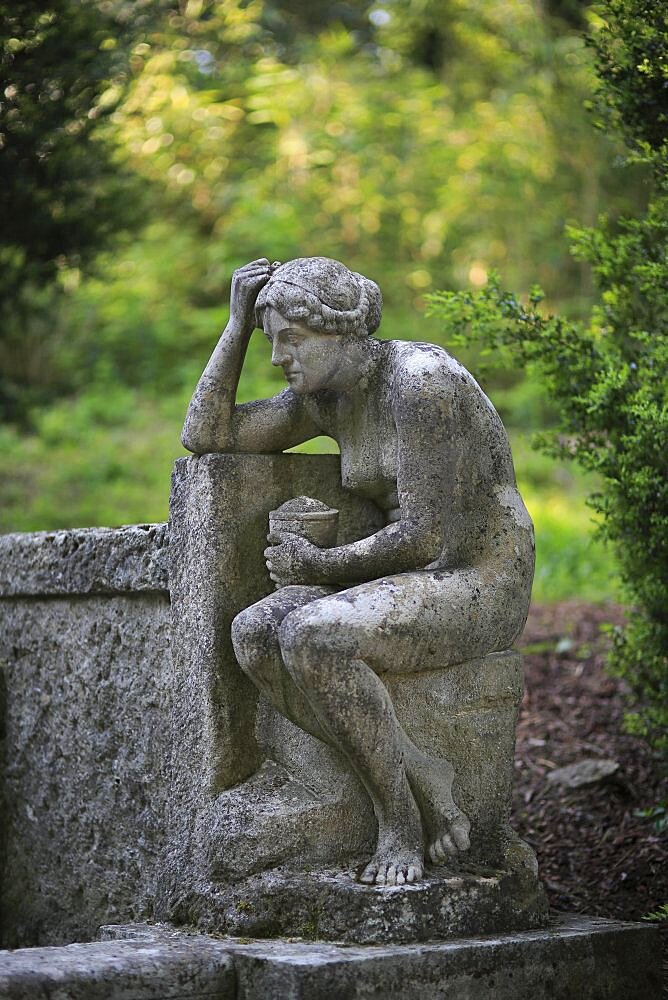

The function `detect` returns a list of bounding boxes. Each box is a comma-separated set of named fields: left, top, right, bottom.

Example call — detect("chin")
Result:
left=286, top=375, right=309, bottom=393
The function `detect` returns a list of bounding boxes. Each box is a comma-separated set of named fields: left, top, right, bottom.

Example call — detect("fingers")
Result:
left=235, top=268, right=272, bottom=286
left=241, top=257, right=270, bottom=268
left=264, top=532, right=298, bottom=552
left=235, top=258, right=281, bottom=277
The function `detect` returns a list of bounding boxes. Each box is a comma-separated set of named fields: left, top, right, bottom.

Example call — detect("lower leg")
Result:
left=281, top=640, right=424, bottom=884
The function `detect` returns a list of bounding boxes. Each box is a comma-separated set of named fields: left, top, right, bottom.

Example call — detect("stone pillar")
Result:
left=163, top=453, right=382, bottom=913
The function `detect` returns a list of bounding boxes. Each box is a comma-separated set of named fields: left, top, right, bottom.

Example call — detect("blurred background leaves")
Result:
left=0, top=0, right=643, bottom=601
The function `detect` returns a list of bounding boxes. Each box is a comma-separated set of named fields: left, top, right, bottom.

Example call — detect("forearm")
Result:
left=181, top=320, right=249, bottom=454
left=316, top=520, right=442, bottom=585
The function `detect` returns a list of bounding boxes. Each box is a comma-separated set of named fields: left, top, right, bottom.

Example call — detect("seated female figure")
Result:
left=181, top=256, right=534, bottom=886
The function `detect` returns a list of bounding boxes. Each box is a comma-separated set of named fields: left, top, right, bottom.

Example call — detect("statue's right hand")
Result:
left=229, top=258, right=275, bottom=332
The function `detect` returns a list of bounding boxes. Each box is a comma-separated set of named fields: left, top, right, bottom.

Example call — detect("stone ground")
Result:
left=514, top=600, right=667, bottom=989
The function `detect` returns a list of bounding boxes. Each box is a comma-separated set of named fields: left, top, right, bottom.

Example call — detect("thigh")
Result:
left=286, top=569, right=520, bottom=673
left=234, top=584, right=337, bottom=637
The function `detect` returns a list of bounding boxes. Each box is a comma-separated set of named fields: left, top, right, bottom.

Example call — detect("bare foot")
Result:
left=359, top=835, right=425, bottom=886
left=359, top=782, right=425, bottom=885
left=406, top=750, right=471, bottom=864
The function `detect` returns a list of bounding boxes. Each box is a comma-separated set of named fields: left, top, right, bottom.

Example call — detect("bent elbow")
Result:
left=181, top=411, right=226, bottom=454
left=180, top=426, right=218, bottom=455
left=180, top=425, right=204, bottom=455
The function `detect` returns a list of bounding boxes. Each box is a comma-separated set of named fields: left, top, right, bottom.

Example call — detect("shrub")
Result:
left=427, top=0, right=668, bottom=751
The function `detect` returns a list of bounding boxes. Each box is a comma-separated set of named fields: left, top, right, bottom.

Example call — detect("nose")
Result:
left=271, top=338, right=290, bottom=367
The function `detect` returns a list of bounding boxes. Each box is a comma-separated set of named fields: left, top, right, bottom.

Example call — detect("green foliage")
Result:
left=427, top=0, right=668, bottom=751
left=634, top=801, right=668, bottom=836
left=0, top=0, right=161, bottom=421
left=589, top=0, right=668, bottom=162
left=114, top=0, right=632, bottom=303
left=642, top=903, right=668, bottom=923
left=0, top=0, right=650, bottom=617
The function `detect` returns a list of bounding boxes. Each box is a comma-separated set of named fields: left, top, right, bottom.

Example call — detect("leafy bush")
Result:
left=427, top=0, right=668, bottom=751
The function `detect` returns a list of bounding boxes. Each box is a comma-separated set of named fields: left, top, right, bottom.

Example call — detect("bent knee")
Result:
left=278, top=605, right=358, bottom=683
left=231, top=606, right=280, bottom=665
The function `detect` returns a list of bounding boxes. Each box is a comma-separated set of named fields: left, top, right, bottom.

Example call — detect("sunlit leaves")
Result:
left=111, top=0, right=623, bottom=307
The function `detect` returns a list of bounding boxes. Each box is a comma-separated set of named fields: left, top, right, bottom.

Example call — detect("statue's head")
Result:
left=255, top=256, right=382, bottom=339
left=255, top=257, right=383, bottom=394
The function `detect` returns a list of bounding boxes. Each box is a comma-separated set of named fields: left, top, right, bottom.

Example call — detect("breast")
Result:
left=340, top=435, right=397, bottom=499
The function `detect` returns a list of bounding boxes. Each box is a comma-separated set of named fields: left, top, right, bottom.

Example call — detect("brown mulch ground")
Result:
left=514, top=600, right=667, bottom=973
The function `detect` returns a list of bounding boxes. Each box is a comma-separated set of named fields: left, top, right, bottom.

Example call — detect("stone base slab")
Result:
left=0, top=916, right=660, bottom=999
left=175, top=865, right=548, bottom=944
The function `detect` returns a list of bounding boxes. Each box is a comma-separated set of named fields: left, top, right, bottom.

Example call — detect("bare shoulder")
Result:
left=385, top=340, right=481, bottom=402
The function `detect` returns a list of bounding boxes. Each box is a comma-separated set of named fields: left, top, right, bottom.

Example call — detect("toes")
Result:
left=452, top=819, right=471, bottom=852
left=361, top=859, right=424, bottom=886
left=429, top=835, right=454, bottom=863
left=360, top=864, right=378, bottom=884
left=441, top=834, right=457, bottom=855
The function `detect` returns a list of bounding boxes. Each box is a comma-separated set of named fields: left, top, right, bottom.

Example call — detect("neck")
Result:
left=333, top=338, right=383, bottom=395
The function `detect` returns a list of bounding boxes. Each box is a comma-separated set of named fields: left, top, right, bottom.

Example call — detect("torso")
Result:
left=305, top=339, right=531, bottom=566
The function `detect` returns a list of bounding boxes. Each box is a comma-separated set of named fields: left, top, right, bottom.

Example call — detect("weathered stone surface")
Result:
left=163, top=452, right=543, bottom=936
left=103, top=916, right=659, bottom=1000
left=174, top=866, right=547, bottom=944
left=0, top=594, right=172, bottom=947
left=228, top=651, right=532, bottom=879
left=0, top=523, right=169, bottom=596
left=0, top=936, right=235, bottom=999
left=163, top=452, right=383, bottom=912
left=1, top=917, right=658, bottom=1000
left=181, top=255, right=536, bottom=889
left=0, top=452, right=541, bottom=948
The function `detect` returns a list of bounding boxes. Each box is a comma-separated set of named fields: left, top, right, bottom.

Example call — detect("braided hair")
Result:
left=255, top=257, right=382, bottom=339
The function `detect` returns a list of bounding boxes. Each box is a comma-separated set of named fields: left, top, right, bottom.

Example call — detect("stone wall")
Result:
left=0, top=525, right=171, bottom=947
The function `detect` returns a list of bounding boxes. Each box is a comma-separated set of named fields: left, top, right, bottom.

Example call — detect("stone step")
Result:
left=0, top=914, right=660, bottom=1000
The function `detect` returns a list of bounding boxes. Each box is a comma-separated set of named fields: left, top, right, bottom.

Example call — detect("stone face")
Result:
left=0, top=525, right=171, bottom=948
left=164, top=451, right=543, bottom=938
left=0, top=450, right=541, bottom=948
left=163, top=452, right=384, bottom=914
left=0, top=936, right=236, bottom=1000
left=175, top=867, right=547, bottom=944
left=0, top=595, right=172, bottom=948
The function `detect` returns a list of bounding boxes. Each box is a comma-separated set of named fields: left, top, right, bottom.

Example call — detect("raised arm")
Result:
left=181, top=259, right=320, bottom=454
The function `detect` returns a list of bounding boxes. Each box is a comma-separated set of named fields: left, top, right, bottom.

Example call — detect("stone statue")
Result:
left=181, top=256, right=534, bottom=888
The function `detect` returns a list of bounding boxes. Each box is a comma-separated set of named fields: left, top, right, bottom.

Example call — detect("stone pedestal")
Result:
left=173, top=867, right=547, bottom=945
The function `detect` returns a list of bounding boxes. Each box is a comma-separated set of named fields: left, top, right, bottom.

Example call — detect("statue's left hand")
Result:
left=264, top=533, right=324, bottom=588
